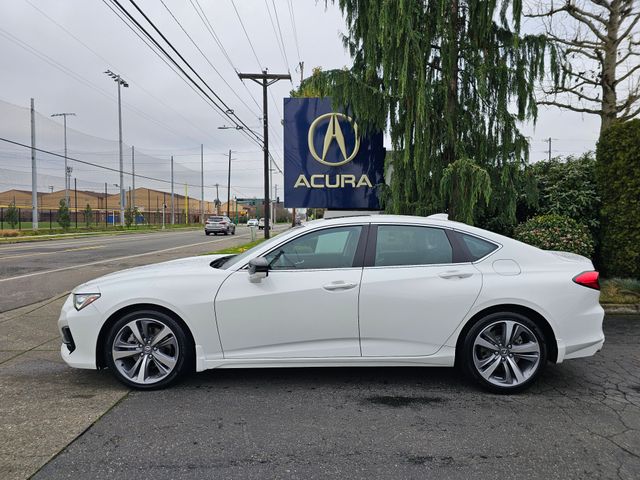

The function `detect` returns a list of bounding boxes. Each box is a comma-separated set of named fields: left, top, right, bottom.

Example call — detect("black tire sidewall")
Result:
left=462, top=312, right=547, bottom=394
left=105, top=309, right=192, bottom=390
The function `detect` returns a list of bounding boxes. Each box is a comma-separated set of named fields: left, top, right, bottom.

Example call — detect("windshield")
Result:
left=217, top=226, right=303, bottom=269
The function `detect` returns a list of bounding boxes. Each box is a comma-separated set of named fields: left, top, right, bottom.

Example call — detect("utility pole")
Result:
left=74, top=177, right=78, bottom=229
left=274, top=184, right=278, bottom=223
left=292, top=62, right=303, bottom=227
left=50, top=112, right=76, bottom=207
left=227, top=149, right=232, bottom=217
left=170, top=155, right=175, bottom=225
left=31, top=98, right=38, bottom=230
left=104, top=70, right=128, bottom=226
left=200, top=144, right=204, bottom=224
left=104, top=182, right=108, bottom=228
left=131, top=146, right=136, bottom=223
left=215, top=183, right=220, bottom=214
left=548, top=137, right=552, bottom=162
left=238, top=70, right=291, bottom=238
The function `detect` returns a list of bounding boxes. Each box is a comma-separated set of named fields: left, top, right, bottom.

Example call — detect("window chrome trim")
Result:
left=238, top=223, right=370, bottom=272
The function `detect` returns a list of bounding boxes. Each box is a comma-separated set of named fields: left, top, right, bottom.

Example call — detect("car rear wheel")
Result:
left=105, top=310, right=192, bottom=390
left=462, top=312, right=546, bottom=393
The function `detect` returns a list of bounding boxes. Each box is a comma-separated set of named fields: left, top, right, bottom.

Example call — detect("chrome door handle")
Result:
left=323, top=281, right=358, bottom=291
left=438, top=271, right=473, bottom=279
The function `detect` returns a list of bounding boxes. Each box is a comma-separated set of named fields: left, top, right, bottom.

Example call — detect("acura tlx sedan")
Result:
left=58, top=214, right=604, bottom=393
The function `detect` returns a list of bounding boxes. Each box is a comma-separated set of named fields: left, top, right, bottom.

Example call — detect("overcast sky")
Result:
left=0, top=0, right=600, bottom=202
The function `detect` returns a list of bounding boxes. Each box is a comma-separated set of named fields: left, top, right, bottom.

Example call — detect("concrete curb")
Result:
left=602, top=303, right=640, bottom=315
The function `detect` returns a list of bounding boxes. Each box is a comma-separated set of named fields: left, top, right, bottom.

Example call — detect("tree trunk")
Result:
left=600, top=0, right=621, bottom=134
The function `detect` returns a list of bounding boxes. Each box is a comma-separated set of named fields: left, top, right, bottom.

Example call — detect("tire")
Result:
left=104, top=309, right=193, bottom=390
left=461, top=312, right=547, bottom=394
left=224, top=230, right=228, bottom=235
left=231, top=228, right=235, bottom=235
left=205, top=231, right=210, bottom=236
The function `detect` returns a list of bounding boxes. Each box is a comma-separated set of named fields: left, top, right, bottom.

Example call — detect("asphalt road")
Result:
left=33, top=315, right=640, bottom=480
left=0, top=226, right=286, bottom=312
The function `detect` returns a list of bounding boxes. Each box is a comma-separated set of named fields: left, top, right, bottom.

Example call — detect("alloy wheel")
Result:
left=111, top=318, right=180, bottom=385
left=472, top=319, right=541, bottom=388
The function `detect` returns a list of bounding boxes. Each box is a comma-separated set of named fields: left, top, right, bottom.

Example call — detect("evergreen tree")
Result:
left=57, top=199, right=70, bottom=230
left=306, top=0, right=558, bottom=226
left=84, top=204, right=93, bottom=227
left=5, top=201, right=19, bottom=228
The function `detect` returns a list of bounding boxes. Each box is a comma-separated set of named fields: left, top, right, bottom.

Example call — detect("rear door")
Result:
left=359, top=224, right=482, bottom=356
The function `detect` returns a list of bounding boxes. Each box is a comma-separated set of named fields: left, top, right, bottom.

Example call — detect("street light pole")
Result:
left=50, top=112, right=76, bottom=207
left=227, top=149, right=232, bottom=217
left=237, top=70, right=291, bottom=238
left=104, top=70, right=128, bottom=226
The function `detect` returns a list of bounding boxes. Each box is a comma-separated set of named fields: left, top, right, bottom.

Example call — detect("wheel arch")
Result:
left=454, top=304, right=558, bottom=365
left=96, top=303, right=196, bottom=370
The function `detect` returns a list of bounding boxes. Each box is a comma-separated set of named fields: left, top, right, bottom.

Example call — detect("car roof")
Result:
left=303, top=213, right=508, bottom=244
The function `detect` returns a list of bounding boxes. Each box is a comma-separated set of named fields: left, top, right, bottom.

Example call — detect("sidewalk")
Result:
left=0, top=296, right=129, bottom=480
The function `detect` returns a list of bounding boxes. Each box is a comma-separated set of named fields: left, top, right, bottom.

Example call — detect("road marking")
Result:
left=0, top=233, right=253, bottom=283
left=0, top=228, right=208, bottom=252
left=0, top=245, right=105, bottom=261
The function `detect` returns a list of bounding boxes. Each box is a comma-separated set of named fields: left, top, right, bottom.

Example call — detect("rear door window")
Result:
left=459, top=234, right=498, bottom=261
left=374, top=225, right=453, bottom=266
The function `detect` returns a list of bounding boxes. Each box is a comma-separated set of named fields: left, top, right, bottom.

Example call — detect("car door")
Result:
left=214, top=224, right=367, bottom=359
left=359, top=224, right=482, bottom=357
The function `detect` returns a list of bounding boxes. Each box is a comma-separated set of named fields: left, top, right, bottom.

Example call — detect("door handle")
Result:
left=438, top=271, right=473, bottom=279
left=323, top=281, right=358, bottom=291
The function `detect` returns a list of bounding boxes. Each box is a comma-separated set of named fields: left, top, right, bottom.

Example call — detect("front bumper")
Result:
left=58, top=294, right=101, bottom=370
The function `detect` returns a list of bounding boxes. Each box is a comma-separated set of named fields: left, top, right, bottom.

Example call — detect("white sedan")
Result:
left=58, top=214, right=604, bottom=393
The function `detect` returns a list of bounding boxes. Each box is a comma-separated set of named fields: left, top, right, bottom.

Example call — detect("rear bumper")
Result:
left=555, top=303, right=605, bottom=363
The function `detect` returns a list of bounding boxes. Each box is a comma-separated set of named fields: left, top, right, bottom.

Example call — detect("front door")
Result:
left=215, top=225, right=366, bottom=358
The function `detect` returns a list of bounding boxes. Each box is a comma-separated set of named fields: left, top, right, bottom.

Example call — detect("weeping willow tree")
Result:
left=301, top=0, right=558, bottom=227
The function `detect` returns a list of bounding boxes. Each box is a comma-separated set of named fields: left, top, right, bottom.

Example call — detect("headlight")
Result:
left=73, top=293, right=101, bottom=311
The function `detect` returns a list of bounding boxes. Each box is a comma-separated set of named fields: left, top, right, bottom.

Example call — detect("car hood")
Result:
left=73, top=254, right=232, bottom=292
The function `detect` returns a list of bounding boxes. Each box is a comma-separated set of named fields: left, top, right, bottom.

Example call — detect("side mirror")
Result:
left=248, top=257, right=269, bottom=283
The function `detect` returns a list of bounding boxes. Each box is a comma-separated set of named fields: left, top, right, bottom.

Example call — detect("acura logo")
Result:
left=307, top=112, right=360, bottom=167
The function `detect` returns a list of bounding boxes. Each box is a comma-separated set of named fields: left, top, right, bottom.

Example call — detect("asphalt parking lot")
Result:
left=21, top=314, right=640, bottom=480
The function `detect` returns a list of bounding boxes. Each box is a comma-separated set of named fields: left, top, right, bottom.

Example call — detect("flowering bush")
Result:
left=513, top=214, right=594, bottom=258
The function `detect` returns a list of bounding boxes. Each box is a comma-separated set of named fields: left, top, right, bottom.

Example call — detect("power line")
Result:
left=270, top=0, right=293, bottom=83
left=287, top=0, right=302, bottom=64
left=24, top=0, right=217, bottom=147
left=158, top=0, right=261, bottom=119
left=106, top=0, right=264, bottom=147
left=230, top=0, right=263, bottom=69
left=0, top=137, right=265, bottom=192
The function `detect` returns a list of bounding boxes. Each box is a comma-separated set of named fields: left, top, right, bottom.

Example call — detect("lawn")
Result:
left=600, top=278, right=640, bottom=304
left=209, top=238, right=266, bottom=255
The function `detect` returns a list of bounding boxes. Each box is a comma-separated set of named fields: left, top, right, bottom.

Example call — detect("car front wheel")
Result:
left=105, top=310, right=192, bottom=390
left=462, top=312, right=546, bottom=393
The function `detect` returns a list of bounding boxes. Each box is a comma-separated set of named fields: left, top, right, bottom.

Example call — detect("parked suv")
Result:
left=247, top=218, right=259, bottom=227
left=258, top=218, right=269, bottom=230
left=205, top=216, right=235, bottom=236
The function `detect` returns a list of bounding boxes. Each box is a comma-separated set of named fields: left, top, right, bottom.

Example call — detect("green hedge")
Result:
left=596, top=119, right=640, bottom=277
left=513, top=214, right=594, bottom=258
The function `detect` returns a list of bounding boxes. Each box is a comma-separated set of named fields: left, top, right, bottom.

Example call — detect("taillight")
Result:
left=573, top=271, right=600, bottom=290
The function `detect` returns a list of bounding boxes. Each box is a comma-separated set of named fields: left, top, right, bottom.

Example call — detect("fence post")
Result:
left=1, top=207, right=3, bottom=230
left=18, top=208, right=21, bottom=230
left=50, top=210, right=52, bottom=230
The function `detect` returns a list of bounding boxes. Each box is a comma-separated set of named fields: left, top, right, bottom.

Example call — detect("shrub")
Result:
left=530, top=153, right=600, bottom=231
left=513, top=214, right=594, bottom=258
left=596, top=119, right=640, bottom=277
left=84, top=204, right=93, bottom=227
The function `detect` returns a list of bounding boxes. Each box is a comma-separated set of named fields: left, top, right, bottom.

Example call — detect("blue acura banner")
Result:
left=283, top=97, right=384, bottom=209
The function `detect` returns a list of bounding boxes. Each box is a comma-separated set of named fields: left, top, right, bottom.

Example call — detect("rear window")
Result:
left=460, top=234, right=498, bottom=261
left=208, top=217, right=224, bottom=222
